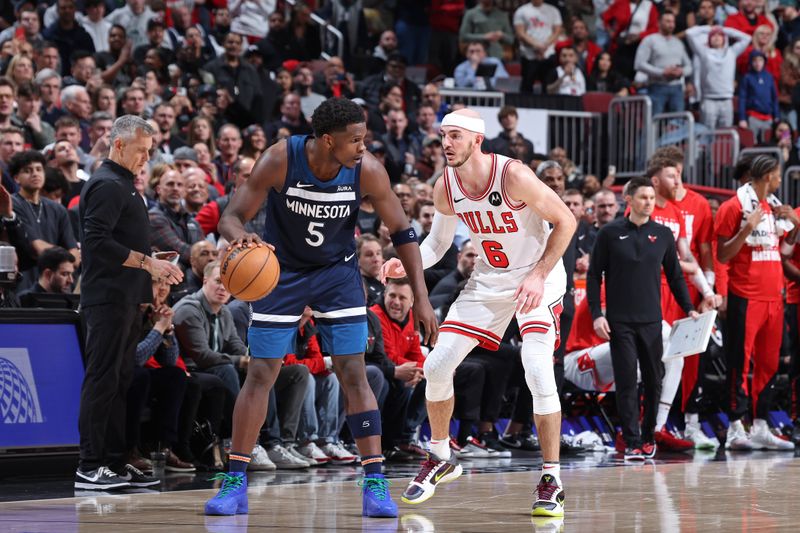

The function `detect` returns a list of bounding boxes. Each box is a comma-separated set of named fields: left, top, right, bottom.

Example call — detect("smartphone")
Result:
left=154, top=251, right=179, bottom=264
left=607, top=165, right=616, bottom=176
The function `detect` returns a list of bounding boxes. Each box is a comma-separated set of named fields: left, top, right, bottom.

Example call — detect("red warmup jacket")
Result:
left=556, top=39, right=602, bottom=75
left=723, top=13, right=773, bottom=36
left=284, top=325, right=329, bottom=376
left=195, top=199, right=222, bottom=236
left=601, top=0, right=659, bottom=52
left=430, top=0, right=465, bottom=33
left=369, top=304, right=425, bottom=368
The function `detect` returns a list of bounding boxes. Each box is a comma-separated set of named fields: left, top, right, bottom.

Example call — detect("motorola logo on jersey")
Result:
left=0, top=349, right=44, bottom=424
left=456, top=211, right=519, bottom=234
left=488, top=192, right=502, bottom=207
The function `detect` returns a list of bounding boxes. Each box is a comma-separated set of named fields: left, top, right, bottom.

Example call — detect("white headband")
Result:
left=440, top=113, right=485, bottom=135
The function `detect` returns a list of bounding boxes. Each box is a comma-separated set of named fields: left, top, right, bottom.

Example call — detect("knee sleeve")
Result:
left=424, top=332, right=477, bottom=402
left=521, top=330, right=561, bottom=415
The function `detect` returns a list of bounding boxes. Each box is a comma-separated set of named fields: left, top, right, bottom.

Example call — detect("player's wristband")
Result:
left=390, top=227, right=418, bottom=247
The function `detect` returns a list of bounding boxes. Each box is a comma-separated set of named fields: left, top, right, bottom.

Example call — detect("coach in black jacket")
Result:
left=587, top=176, right=696, bottom=457
left=77, top=115, right=183, bottom=490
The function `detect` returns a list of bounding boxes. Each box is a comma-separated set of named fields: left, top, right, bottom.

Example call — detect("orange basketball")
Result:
left=219, top=244, right=280, bottom=302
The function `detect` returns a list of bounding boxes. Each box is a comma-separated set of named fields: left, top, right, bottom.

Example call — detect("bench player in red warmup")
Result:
left=382, top=109, right=576, bottom=517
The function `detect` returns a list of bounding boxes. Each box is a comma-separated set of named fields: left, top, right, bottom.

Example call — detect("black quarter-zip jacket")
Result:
left=587, top=216, right=694, bottom=323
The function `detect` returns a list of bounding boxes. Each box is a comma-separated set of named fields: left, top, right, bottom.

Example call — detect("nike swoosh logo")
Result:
left=619, top=235, right=629, bottom=240
left=296, top=183, right=315, bottom=188
left=116, top=473, right=132, bottom=481
left=433, top=468, right=449, bottom=483
left=578, top=234, right=585, bottom=240
left=131, top=192, right=137, bottom=196
left=454, top=197, right=465, bottom=203
left=345, top=253, right=355, bottom=261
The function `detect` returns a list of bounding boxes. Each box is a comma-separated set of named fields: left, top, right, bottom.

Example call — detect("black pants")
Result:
left=455, top=347, right=516, bottom=424
left=126, top=366, right=187, bottom=451
left=176, top=371, right=231, bottom=459
left=520, top=57, right=553, bottom=92
left=78, top=303, right=142, bottom=471
left=609, top=320, right=664, bottom=448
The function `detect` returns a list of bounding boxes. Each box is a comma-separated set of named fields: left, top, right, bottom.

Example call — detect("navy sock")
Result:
left=228, top=451, right=251, bottom=473
left=361, top=454, right=384, bottom=476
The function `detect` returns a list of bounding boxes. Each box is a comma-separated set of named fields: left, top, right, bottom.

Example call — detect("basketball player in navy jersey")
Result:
left=204, top=98, right=438, bottom=518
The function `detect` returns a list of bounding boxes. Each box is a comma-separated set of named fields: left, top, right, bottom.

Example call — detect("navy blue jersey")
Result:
left=264, top=135, right=361, bottom=270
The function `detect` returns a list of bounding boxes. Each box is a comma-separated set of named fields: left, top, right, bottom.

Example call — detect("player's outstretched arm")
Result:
left=219, top=140, right=287, bottom=249
left=506, top=161, right=577, bottom=313
left=360, top=153, right=438, bottom=345
left=380, top=177, right=458, bottom=281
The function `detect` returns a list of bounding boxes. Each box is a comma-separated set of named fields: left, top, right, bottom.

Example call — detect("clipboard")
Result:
left=663, top=310, right=718, bottom=361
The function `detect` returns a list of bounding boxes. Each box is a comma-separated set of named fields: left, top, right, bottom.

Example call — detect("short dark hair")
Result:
left=16, top=81, right=39, bottom=99
left=497, top=105, right=518, bottom=120
left=562, top=188, right=582, bottom=198
left=37, top=246, right=75, bottom=273
left=55, top=115, right=80, bottom=131
left=749, top=155, right=780, bottom=180
left=44, top=167, right=69, bottom=195
left=0, top=76, right=17, bottom=95
left=311, top=97, right=365, bottom=137
left=69, top=49, right=94, bottom=65
left=9, top=150, right=46, bottom=178
left=466, top=40, right=487, bottom=51
left=625, top=176, right=654, bottom=197
left=386, top=277, right=411, bottom=289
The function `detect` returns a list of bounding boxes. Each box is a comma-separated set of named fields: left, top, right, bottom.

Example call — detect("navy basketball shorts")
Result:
left=248, top=258, right=367, bottom=358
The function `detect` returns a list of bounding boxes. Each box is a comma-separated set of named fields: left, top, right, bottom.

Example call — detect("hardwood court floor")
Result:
left=1, top=454, right=799, bottom=532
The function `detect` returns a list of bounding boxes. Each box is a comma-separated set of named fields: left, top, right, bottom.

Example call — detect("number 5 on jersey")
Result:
left=482, top=240, right=509, bottom=268
left=306, top=222, right=325, bottom=247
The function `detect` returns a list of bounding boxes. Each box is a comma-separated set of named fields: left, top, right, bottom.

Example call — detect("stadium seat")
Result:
left=735, top=126, right=755, bottom=148
left=582, top=92, right=615, bottom=113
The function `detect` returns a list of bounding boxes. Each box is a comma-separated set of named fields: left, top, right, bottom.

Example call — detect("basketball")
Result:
left=219, top=244, right=280, bottom=302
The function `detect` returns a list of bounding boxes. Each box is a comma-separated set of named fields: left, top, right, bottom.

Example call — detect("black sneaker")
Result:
left=113, top=464, right=161, bottom=487
left=560, top=436, right=584, bottom=456
left=478, top=432, right=512, bottom=458
left=74, top=466, right=131, bottom=490
left=624, top=447, right=645, bottom=461
left=384, top=446, right=416, bottom=462
left=499, top=432, right=540, bottom=451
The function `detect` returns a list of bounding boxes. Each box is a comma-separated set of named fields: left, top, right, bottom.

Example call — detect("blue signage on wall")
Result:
left=0, top=323, right=84, bottom=449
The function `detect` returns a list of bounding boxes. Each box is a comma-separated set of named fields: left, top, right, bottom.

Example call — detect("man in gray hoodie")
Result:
left=686, top=25, right=751, bottom=128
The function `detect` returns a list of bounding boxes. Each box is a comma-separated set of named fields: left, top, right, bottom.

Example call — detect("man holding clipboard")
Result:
left=588, top=176, right=698, bottom=460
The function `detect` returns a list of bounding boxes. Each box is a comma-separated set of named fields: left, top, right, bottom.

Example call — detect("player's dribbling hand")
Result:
left=379, top=257, right=406, bottom=284
left=228, top=233, right=274, bottom=251
left=593, top=317, right=611, bottom=341
left=514, top=271, right=545, bottom=314
left=413, top=298, right=439, bottom=346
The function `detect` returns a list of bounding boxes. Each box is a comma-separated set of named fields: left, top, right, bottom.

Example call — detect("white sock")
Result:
left=685, top=413, right=699, bottom=426
left=542, top=462, right=561, bottom=485
left=656, top=402, right=672, bottom=430
left=429, top=438, right=451, bottom=460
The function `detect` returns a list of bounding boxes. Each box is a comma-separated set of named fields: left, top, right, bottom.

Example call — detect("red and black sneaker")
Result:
left=641, top=442, right=656, bottom=458
left=624, top=447, right=644, bottom=461
left=531, top=474, right=565, bottom=517
left=401, top=453, right=462, bottom=505
left=654, top=428, right=693, bottom=452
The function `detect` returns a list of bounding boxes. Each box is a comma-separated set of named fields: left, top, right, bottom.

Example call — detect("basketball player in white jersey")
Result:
left=381, top=109, right=576, bottom=517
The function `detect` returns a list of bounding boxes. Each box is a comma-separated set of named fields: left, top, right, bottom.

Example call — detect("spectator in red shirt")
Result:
left=716, top=155, right=799, bottom=451
left=724, top=0, right=774, bottom=36
left=370, top=277, right=427, bottom=460
left=556, top=19, right=602, bottom=76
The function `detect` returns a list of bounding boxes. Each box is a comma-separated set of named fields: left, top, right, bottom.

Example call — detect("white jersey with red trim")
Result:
left=443, top=153, right=551, bottom=271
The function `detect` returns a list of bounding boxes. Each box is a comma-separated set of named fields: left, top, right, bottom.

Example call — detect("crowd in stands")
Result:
left=2, top=0, right=800, bottom=472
